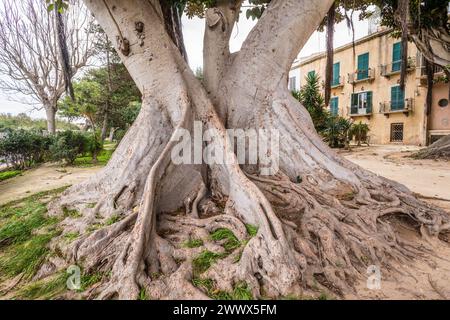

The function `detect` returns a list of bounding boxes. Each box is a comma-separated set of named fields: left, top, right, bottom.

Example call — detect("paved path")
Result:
left=0, top=164, right=102, bottom=205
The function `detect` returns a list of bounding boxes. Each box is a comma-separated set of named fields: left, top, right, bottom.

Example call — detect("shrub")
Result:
left=0, top=129, right=52, bottom=169
left=50, top=130, right=87, bottom=165
left=114, top=129, right=126, bottom=142
left=293, top=72, right=330, bottom=134
left=323, top=116, right=352, bottom=148
left=349, top=122, right=370, bottom=146
left=84, top=131, right=103, bottom=163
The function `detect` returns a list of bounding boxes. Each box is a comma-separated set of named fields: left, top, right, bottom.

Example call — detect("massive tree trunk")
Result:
left=48, top=0, right=450, bottom=300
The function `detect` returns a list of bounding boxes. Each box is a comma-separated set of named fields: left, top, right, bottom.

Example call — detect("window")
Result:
left=357, top=53, right=369, bottom=80
left=288, top=76, right=297, bottom=91
left=330, top=97, right=339, bottom=116
left=438, top=99, right=449, bottom=108
left=332, top=62, right=340, bottom=86
left=392, top=42, right=402, bottom=72
left=390, top=123, right=404, bottom=142
left=391, top=86, right=405, bottom=110
left=307, top=70, right=316, bottom=78
left=350, top=91, right=373, bottom=114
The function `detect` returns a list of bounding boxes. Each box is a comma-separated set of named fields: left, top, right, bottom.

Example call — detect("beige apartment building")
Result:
left=289, top=29, right=450, bottom=146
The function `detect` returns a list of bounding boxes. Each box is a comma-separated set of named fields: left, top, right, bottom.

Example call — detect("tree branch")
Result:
left=232, top=0, right=335, bottom=87
left=203, top=0, right=243, bottom=103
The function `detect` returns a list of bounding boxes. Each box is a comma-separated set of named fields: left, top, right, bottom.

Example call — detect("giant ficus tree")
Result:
left=47, top=0, right=449, bottom=300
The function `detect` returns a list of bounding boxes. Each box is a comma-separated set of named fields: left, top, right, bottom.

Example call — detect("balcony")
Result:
left=321, top=76, right=345, bottom=89
left=379, top=98, right=414, bottom=117
left=419, top=64, right=446, bottom=85
left=331, top=76, right=345, bottom=89
left=349, top=104, right=373, bottom=119
left=348, top=68, right=375, bottom=84
left=380, top=57, right=416, bottom=78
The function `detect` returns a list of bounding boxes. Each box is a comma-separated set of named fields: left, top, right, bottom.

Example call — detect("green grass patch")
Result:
left=0, top=186, right=69, bottom=220
left=0, top=204, right=50, bottom=246
left=64, top=232, right=80, bottom=242
left=210, top=228, right=240, bottom=252
left=192, top=278, right=253, bottom=300
left=0, top=231, right=60, bottom=279
left=73, top=149, right=114, bottom=167
left=192, top=250, right=226, bottom=274
left=183, top=238, right=203, bottom=248
left=0, top=170, right=22, bottom=182
left=0, top=187, right=67, bottom=280
left=62, top=207, right=82, bottom=218
left=14, top=269, right=104, bottom=299
left=245, top=224, right=258, bottom=237
left=15, top=272, right=68, bottom=300
left=231, top=281, right=253, bottom=300
left=86, top=223, right=104, bottom=233
left=78, top=272, right=103, bottom=292
left=138, top=288, right=149, bottom=300
left=105, top=214, right=121, bottom=226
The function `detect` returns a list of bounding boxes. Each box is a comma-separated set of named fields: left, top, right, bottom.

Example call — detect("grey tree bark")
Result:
left=45, top=105, right=57, bottom=134
left=48, top=0, right=450, bottom=300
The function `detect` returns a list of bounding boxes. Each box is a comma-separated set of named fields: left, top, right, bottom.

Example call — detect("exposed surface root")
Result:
left=412, top=135, right=450, bottom=160
left=246, top=172, right=449, bottom=296
left=46, top=164, right=450, bottom=300
left=41, top=0, right=450, bottom=301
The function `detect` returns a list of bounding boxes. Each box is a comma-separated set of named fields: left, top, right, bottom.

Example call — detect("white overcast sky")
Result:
left=0, top=8, right=370, bottom=119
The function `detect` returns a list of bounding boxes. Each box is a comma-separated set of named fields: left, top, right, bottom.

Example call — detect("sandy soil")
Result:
left=340, top=144, right=450, bottom=299
left=0, top=163, right=102, bottom=205
left=347, top=223, right=450, bottom=300
left=341, top=144, right=450, bottom=211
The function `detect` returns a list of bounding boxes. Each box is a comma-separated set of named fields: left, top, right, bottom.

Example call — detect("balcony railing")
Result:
left=348, top=68, right=375, bottom=84
left=420, top=64, right=445, bottom=77
left=349, top=104, right=373, bottom=117
left=380, top=57, right=416, bottom=77
left=331, top=76, right=345, bottom=88
left=321, top=76, right=345, bottom=89
left=379, top=98, right=414, bottom=117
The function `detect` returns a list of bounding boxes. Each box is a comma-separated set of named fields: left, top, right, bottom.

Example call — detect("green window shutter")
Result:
left=392, top=42, right=402, bottom=72
left=308, top=70, right=316, bottom=78
left=391, top=86, right=405, bottom=110
left=332, top=62, right=340, bottom=86
left=350, top=93, right=358, bottom=114
left=330, top=97, right=339, bottom=116
left=357, top=53, right=369, bottom=80
left=366, top=91, right=373, bottom=113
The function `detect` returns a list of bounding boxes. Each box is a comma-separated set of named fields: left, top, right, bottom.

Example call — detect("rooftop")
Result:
left=292, top=27, right=392, bottom=69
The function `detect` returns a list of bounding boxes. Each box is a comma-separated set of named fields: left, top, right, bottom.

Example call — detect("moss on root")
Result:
left=192, top=250, right=226, bottom=275
left=210, top=228, right=240, bottom=252
left=182, top=238, right=204, bottom=248
left=192, top=277, right=253, bottom=300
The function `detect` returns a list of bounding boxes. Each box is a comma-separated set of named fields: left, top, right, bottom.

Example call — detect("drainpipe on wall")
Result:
left=424, top=60, right=434, bottom=145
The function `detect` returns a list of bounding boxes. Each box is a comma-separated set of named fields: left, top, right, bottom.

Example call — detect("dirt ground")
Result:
left=0, top=163, right=102, bottom=205
left=1, top=145, right=449, bottom=299
left=341, top=144, right=450, bottom=300
left=341, top=144, right=450, bottom=211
